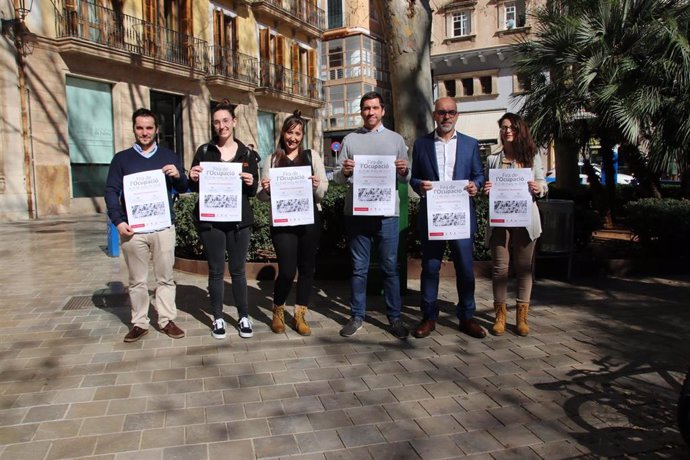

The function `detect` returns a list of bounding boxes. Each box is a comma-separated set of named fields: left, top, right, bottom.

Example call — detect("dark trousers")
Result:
left=420, top=237, right=476, bottom=320
left=271, top=216, right=320, bottom=306
left=199, top=224, right=251, bottom=319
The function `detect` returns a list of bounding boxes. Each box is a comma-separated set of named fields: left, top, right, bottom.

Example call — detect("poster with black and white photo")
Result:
left=426, top=180, right=471, bottom=240
left=488, top=168, right=532, bottom=227
left=198, top=162, right=243, bottom=222
left=352, top=154, right=396, bottom=216
left=270, top=166, right=314, bottom=227
left=123, top=169, right=171, bottom=233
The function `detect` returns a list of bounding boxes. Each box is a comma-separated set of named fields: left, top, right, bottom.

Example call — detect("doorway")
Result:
left=150, top=91, right=184, bottom=162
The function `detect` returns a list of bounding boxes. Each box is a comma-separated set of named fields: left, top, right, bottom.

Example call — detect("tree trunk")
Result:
left=372, top=0, right=434, bottom=146
left=599, top=137, right=616, bottom=225
left=681, top=165, right=690, bottom=199
left=554, top=137, right=580, bottom=193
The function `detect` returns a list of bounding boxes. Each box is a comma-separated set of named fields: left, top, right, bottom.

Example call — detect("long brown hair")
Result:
left=498, top=112, right=536, bottom=168
left=273, top=110, right=307, bottom=167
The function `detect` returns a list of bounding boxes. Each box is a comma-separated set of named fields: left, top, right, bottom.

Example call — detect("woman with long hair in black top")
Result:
left=258, top=111, right=328, bottom=335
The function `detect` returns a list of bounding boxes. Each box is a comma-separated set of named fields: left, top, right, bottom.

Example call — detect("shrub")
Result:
left=175, top=185, right=493, bottom=262
left=406, top=194, right=491, bottom=261
left=624, top=198, right=690, bottom=258
left=173, top=193, right=203, bottom=260
left=319, top=183, right=348, bottom=257
left=173, top=193, right=276, bottom=261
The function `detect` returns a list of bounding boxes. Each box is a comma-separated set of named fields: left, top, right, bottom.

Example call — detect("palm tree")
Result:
left=514, top=0, right=690, bottom=213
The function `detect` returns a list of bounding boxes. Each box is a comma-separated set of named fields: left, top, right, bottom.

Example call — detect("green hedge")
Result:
left=624, top=198, right=690, bottom=258
left=174, top=185, right=492, bottom=262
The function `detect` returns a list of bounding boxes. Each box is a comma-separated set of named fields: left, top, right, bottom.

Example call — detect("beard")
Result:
left=437, top=123, right=454, bottom=134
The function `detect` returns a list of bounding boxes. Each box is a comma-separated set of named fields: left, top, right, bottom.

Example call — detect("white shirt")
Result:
left=434, top=131, right=457, bottom=181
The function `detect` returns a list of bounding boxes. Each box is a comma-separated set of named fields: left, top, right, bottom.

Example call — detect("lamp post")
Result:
left=2, top=0, right=35, bottom=218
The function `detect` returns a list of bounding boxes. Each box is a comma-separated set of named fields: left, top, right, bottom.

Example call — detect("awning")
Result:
left=455, top=110, right=505, bottom=142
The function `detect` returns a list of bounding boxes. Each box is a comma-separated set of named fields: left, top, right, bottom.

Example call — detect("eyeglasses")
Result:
left=435, top=110, right=458, bottom=117
left=499, top=125, right=516, bottom=132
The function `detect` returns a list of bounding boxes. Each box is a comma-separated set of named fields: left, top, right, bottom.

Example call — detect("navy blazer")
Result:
left=410, top=130, right=485, bottom=235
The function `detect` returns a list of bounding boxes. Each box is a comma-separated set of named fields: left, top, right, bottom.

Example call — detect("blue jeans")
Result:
left=420, top=237, right=476, bottom=320
left=346, top=216, right=402, bottom=322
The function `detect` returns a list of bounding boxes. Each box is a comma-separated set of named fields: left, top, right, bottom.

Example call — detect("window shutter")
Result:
left=260, top=28, right=270, bottom=86
left=213, top=9, right=222, bottom=47
left=308, top=49, right=317, bottom=78
left=180, top=0, right=192, bottom=35
left=143, top=0, right=158, bottom=54
left=291, top=43, right=300, bottom=72
left=259, top=28, right=270, bottom=60
left=308, top=49, right=317, bottom=98
left=276, top=35, right=285, bottom=67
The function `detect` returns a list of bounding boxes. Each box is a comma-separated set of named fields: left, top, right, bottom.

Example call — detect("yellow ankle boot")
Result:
left=293, top=305, right=311, bottom=336
left=271, top=305, right=285, bottom=333
left=492, top=303, right=507, bottom=336
left=516, top=302, right=529, bottom=336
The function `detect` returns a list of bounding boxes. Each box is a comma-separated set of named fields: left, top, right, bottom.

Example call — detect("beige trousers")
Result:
left=121, top=226, right=177, bottom=329
left=490, top=227, right=537, bottom=304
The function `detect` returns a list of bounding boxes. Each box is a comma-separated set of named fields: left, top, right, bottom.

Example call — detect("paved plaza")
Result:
left=0, top=215, right=688, bottom=459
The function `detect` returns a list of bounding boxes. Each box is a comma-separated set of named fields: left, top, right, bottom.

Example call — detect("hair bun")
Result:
left=293, top=110, right=302, bottom=118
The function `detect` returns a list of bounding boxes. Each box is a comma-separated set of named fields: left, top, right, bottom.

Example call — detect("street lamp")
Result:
left=16, top=0, right=34, bottom=20
left=1, top=0, right=33, bottom=36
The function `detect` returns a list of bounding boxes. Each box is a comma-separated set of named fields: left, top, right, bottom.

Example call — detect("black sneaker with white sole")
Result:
left=238, top=316, right=253, bottom=338
left=212, top=318, right=226, bottom=339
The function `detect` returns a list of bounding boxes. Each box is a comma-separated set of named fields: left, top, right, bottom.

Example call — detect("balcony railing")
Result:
left=248, top=0, right=325, bottom=31
left=208, top=46, right=258, bottom=84
left=54, top=1, right=208, bottom=71
left=260, top=61, right=323, bottom=100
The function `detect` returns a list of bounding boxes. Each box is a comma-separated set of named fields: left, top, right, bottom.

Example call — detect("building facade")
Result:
left=320, top=0, right=391, bottom=167
left=0, top=0, right=325, bottom=220
left=430, top=0, right=544, bottom=155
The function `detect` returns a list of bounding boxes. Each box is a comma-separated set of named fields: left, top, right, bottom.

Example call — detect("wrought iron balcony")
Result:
left=259, top=61, right=323, bottom=102
left=54, top=1, right=208, bottom=71
left=247, top=0, right=325, bottom=36
left=208, top=46, right=259, bottom=84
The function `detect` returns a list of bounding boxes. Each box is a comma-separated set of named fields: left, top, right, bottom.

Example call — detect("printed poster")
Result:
left=488, top=168, right=533, bottom=227
left=198, top=162, right=243, bottom=222
left=426, top=180, right=471, bottom=240
left=123, top=169, right=171, bottom=232
left=352, top=154, right=396, bottom=216
left=269, top=166, right=314, bottom=227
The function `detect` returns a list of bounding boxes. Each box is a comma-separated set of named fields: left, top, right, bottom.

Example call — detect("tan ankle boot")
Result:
left=293, top=305, right=311, bottom=336
left=516, top=302, right=529, bottom=336
left=492, top=303, right=507, bottom=336
left=271, top=305, right=285, bottom=333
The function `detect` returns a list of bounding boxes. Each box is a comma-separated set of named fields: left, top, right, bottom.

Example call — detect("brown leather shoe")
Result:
left=458, top=318, right=486, bottom=339
left=413, top=319, right=436, bottom=338
left=124, top=326, right=148, bottom=343
left=161, top=321, right=185, bottom=339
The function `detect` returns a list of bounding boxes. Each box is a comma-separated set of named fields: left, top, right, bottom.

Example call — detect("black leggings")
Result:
left=271, top=216, right=320, bottom=306
left=199, top=224, right=251, bottom=319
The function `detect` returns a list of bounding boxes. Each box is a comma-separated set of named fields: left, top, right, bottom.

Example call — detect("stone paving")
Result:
left=0, top=215, right=688, bottom=459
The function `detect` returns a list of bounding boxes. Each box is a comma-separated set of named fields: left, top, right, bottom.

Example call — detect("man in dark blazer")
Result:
left=410, top=97, right=486, bottom=339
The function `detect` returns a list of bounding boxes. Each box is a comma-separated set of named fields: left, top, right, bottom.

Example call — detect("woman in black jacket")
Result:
left=188, top=101, right=259, bottom=339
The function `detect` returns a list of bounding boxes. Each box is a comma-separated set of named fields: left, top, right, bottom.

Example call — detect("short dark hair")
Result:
left=360, top=91, right=385, bottom=110
left=212, top=99, right=236, bottom=118
left=132, top=108, right=158, bottom=128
